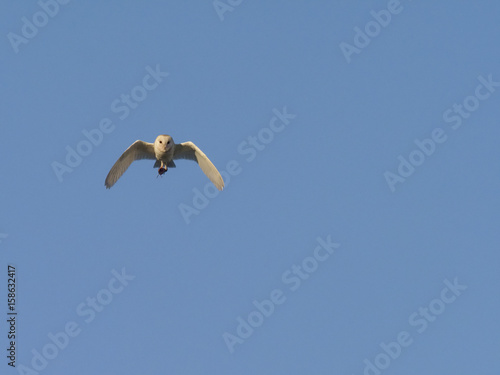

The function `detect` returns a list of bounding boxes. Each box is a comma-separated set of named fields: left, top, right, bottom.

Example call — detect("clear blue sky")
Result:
left=1, top=1, right=499, bottom=374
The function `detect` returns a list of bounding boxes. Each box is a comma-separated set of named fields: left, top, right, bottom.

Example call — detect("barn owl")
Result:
left=105, top=135, right=224, bottom=190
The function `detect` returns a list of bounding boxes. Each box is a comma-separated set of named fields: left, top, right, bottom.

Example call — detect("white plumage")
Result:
left=105, top=135, right=224, bottom=190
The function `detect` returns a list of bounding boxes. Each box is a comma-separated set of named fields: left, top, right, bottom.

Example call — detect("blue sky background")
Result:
left=1, top=1, right=499, bottom=374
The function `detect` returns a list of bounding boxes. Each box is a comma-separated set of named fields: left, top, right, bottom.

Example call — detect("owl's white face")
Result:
left=154, top=135, right=174, bottom=153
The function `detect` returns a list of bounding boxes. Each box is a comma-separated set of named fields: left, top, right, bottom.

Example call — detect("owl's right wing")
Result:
left=105, top=140, right=156, bottom=188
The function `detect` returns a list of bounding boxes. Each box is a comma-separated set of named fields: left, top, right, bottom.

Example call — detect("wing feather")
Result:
left=173, top=142, right=224, bottom=191
left=105, top=140, right=155, bottom=188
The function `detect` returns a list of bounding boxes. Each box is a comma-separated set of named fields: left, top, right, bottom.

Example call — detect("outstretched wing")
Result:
left=173, top=141, right=224, bottom=191
left=105, top=140, right=156, bottom=188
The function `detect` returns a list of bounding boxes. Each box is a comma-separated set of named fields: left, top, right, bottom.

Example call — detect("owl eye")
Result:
left=167, top=141, right=170, bottom=144
left=159, top=140, right=162, bottom=144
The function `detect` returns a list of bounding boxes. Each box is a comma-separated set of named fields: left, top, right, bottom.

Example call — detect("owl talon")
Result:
left=158, top=167, right=167, bottom=175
